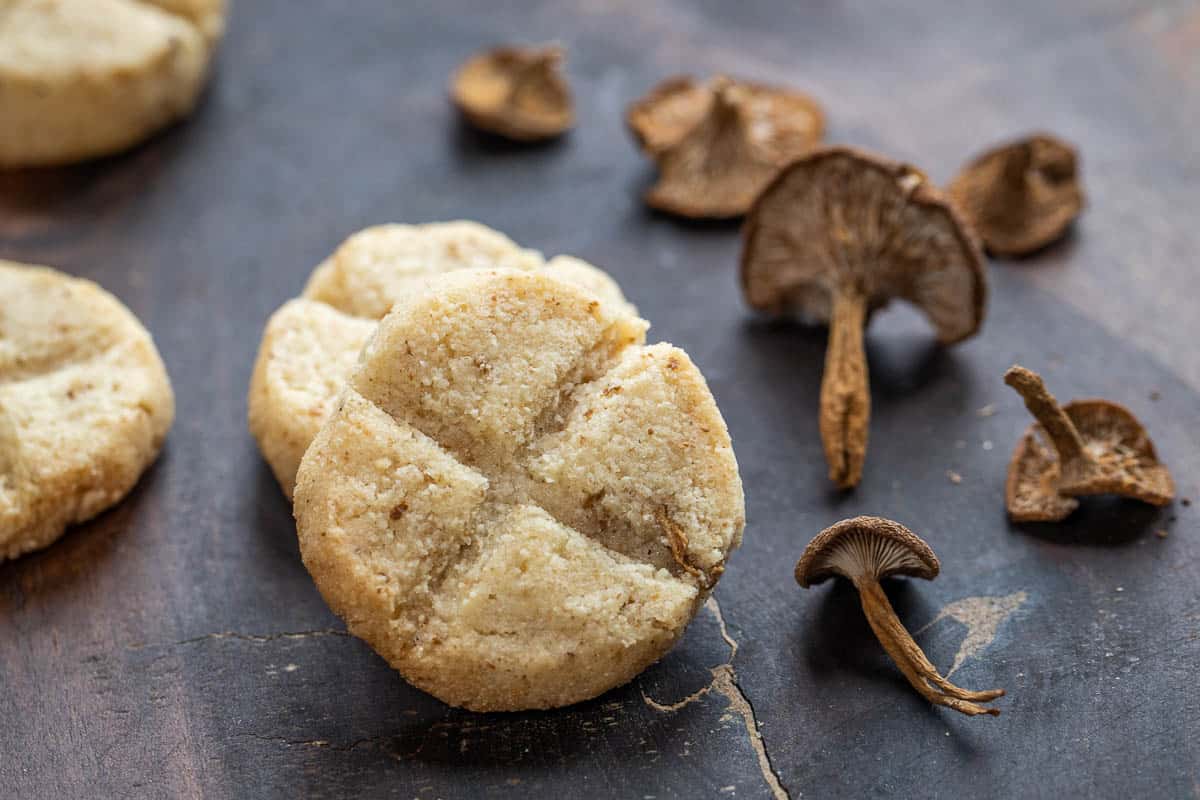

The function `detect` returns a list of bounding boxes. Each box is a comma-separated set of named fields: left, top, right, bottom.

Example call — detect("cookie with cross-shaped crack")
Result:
left=249, top=221, right=638, bottom=499
left=0, top=260, right=175, bottom=561
left=293, top=269, right=744, bottom=711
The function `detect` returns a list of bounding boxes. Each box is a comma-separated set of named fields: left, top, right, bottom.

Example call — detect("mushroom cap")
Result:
left=451, top=45, right=572, bottom=141
left=741, top=146, right=987, bottom=345
left=948, top=133, right=1084, bottom=256
left=795, top=516, right=940, bottom=587
left=1062, top=400, right=1173, bottom=502
left=644, top=77, right=825, bottom=219
left=1005, top=429, right=1080, bottom=522
left=625, top=75, right=711, bottom=155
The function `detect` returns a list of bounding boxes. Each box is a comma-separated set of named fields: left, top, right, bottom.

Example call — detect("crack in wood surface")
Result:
left=642, top=597, right=791, bottom=800
left=128, top=629, right=352, bottom=650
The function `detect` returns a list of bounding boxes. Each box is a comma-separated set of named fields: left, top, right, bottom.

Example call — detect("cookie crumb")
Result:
left=976, top=404, right=996, bottom=417
left=1154, top=529, right=1168, bottom=539
left=946, top=470, right=963, bottom=485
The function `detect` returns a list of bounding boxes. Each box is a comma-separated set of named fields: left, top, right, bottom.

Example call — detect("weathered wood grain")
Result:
left=2, top=1, right=1198, bottom=797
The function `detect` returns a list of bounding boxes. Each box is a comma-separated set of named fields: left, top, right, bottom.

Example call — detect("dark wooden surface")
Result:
left=2, top=1, right=1199, bottom=797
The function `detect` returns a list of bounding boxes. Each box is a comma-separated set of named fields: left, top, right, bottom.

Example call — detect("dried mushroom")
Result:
left=949, top=134, right=1084, bottom=256
left=626, top=76, right=713, bottom=155
left=1004, top=365, right=1174, bottom=522
left=451, top=45, right=572, bottom=141
left=796, top=517, right=1005, bottom=717
left=642, top=76, right=824, bottom=218
left=741, top=147, right=986, bottom=488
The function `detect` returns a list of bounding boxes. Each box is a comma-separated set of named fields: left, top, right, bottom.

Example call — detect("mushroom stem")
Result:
left=1004, top=366, right=1088, bottom=463
left=820, top=289, right=870, bottom=488
left=855, top=578, right=1004, bottom=716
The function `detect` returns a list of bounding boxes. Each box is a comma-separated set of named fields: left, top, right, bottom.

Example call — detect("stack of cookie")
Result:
left=249, top=222, right=746, bottom=711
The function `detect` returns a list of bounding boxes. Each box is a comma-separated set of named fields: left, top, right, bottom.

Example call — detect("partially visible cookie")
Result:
left=248, top=221, right=637, bottom=498
left=294, top=269, right=744, bottom=711
left=0, top=0, right=226, bottom=167
left=0, top=260, right=175, bottom=561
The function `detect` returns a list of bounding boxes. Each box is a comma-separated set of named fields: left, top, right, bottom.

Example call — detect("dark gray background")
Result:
left=2, top=1, right=1198, bottom=797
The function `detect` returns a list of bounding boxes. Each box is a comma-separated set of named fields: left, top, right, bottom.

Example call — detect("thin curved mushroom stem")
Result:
left=1004, top=366, right=1088, bottom=464
left=820, top=288, right=870, bottom=488
left=855, top=578, right=1004, bottom=717
left=994, top=141, right=1032, bottom=207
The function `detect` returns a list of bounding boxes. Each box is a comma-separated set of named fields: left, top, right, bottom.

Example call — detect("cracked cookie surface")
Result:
left=0, top=260, right=175, bottom=561
left=0, top=0, right=226, bottom=166
left=248, top=221, right=637, bottom=498
left=293, top=269, right=744, bottom=711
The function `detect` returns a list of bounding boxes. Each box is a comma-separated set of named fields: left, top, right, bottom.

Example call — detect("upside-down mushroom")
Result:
left=451, top=44, right=573, bottom=141
left=741, top=147, right=987, bottom=488
left=948, top=134, right=1084, bottom=256
left=625, top=76, right=711, bottom=155
left=796, top=517, right=1005, bottom=717
left=642, top=76, right=824, bottom=218
left=1004, top=365, right=1174, bottom=522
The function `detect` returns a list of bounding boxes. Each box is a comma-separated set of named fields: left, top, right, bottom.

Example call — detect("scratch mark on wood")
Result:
left=128, top=629, right=352, bottom=650
left=239, top=732, right=389, bottom=753
left=642, top=597, right=791, bottom=800
left=915, top=591, right=1027, bottom=676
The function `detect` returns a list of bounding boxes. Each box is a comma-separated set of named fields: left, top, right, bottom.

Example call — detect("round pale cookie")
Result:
left=0, top=0, right=226, bottom=167
left=293, top=269, right=744, bottom=711
left=0, top=260, right=175, bottom=561
left=248, top=221, right=637, bottom=498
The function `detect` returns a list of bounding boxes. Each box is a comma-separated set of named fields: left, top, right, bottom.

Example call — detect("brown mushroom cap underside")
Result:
left=741, top=147, right=987, bottom=344
left=1058, top=399, right=1174, bottom=502
left=795, top=516, right=939, bottom=587
left=628, top=75, right=824, bottom=157
left=451, top=45, right=573, bottom=140
left=644, top=79, right=825, bottom=219
left=1007, top=399, right=1174, bottom=521
left=948, top=133, right=1084, bottom=257
left=1006, top=429, right=1080, bottom=522
left=625, top=75, right=711, bottom=155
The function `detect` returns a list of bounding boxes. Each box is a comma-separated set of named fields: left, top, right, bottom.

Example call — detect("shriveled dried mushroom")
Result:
left=451, top=44, right=572, bottom=141
left=741, top=147, right=987, bottom=488
left=949, top=134, right=1084, bottom=256
left=641, top=76, right=824, bottom=218
left=1004, top=365, right=1174, bottom=522
left=796, top=517, right=1005, bottom=717
left=626, top=76, right=713, bottom=155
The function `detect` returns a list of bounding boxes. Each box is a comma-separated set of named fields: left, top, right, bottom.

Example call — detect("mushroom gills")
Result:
left=796, top=517, right=1005, bottom=718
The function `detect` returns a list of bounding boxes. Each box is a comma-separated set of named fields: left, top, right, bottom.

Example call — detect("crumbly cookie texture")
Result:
left=293, top=269, right=744, bottom=711
left=0, top=260, right=175, bottom=561
left=248, top=221, right=638, bottom=498
left=0, top=0, right=226, bottom=167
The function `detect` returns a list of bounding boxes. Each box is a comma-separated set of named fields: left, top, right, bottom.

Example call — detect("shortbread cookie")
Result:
left=248, top=221, right=636, bottom=498
left=293, top=269, right=744, bottom=711
left=0, top=0, right=226, bottom=167
left=0, top=260, right=175, bottom=561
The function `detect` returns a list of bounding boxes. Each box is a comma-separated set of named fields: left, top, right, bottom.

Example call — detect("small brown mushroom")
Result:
left=451, top=44, right=573, bottom=141
left=741, top=147, right=987, bottom=488
left=642, top=76, right=824, bottom=218
left=948, top=133, right=1084, bottom=256
left=796, top=517, right=1005, bottom=717
left=625, top=76, right=713, bottom=155
left=1004, top=365, right=1174, bottom=521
